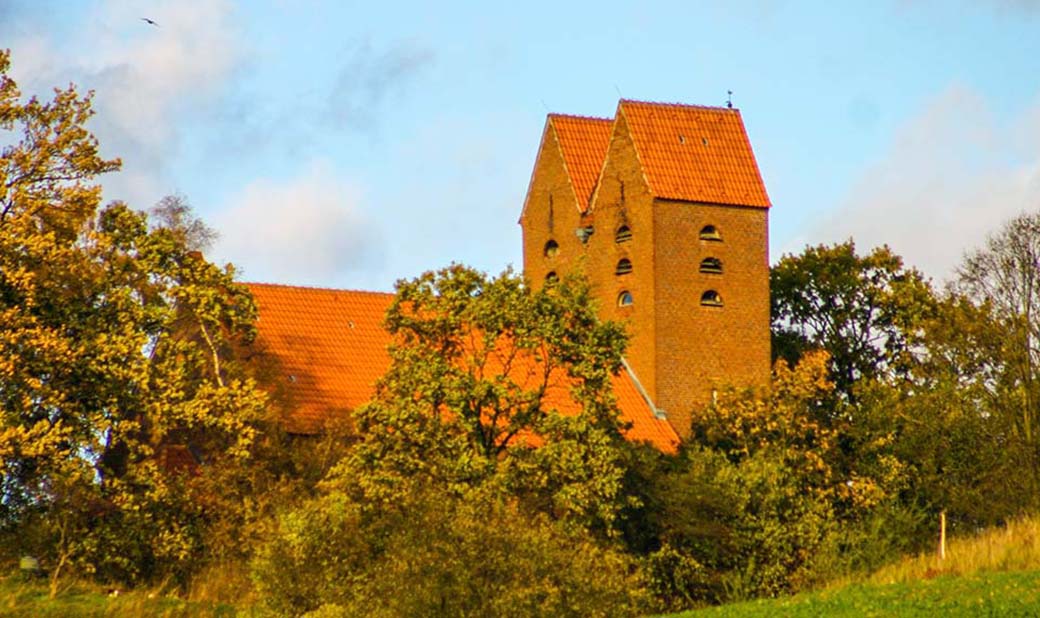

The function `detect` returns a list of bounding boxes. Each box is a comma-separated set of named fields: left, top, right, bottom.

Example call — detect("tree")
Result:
left=330, top=264, right=633, bottom=532
left=956, top=212, right=1040, bottom=458
left=253, top=265, right=648, bottom=616
left=771, top=240, right=936, bottom=402
left=149, top=193, right=219, bottom=253
left=252, top=484, right=647, bottom=618
left=0, top=50, right=267, bottom=589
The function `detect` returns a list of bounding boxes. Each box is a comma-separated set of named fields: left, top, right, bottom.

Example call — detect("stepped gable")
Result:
left=548, top=114, right=613, bottom=210
left=617, top=99, right=771, bottom=208
left=247, top=283, right=679, bottom=452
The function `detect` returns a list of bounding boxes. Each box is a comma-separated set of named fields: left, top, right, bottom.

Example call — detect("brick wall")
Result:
left=582, top=111, right=659, bottom=404
left=521, top=109, right=772, bottom=439
left=652, top=200, right=770, bottom=435
left=521, top=123, right=585, bottom=287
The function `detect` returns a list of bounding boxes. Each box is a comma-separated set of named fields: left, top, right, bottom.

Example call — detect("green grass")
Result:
left=670, top=569, right=1040, bottom=617
left=0, top=574, right=248, bottom=618
left=667, top=516, right=1040, bottom=618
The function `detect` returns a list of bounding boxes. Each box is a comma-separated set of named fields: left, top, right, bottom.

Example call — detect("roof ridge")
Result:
left=246, top=282, right=395, bottom=296
left=619, top=98, right=740, bottom=113
left=548, top=112, right=612, bottom=122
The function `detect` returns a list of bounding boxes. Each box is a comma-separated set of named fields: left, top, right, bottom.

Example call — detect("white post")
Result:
left=939, top=510, right=947, bottom=561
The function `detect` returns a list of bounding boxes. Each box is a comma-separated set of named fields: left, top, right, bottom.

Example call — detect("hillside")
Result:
left=670, top=516, right=1040, bottom=618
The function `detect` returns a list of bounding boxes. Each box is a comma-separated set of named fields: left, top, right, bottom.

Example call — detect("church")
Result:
left=247, top=99, right=772, bottom=450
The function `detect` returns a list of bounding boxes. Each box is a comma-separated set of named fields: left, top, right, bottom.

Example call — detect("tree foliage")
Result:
left=253, top=485, right=647, bottom=618
left=954, top=212, right=1040, bottom=464
left=253, top=265, right=647, bottom=616
left=0, top=50, right=268, bottom=588
left=771, top=241, right=936, bottom=401
left=335, top=264, right=633, bottom=532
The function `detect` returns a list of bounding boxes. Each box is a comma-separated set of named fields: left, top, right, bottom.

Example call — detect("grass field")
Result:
left=670, top=569, right=1040, bottom=617
left=0, top=575, right=246, bottom=618
left=670, top=516, right=1040, bottom=617
left=7, top=517, right=1040, bottom=617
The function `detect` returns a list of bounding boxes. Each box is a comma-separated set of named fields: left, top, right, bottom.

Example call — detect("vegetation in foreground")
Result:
left=5, top=47, right=1040, bottom=616
left=0, top=574, right=241, bottom=618
left=670, top=570, right=1040, bottom=618
left=668, top=514, right=1040, bottom=617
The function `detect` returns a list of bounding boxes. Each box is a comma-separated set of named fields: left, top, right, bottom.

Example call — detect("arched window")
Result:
left=615, top=258, right=633, bottom=275
left=545, top=271, right=558, bottom=284
left=615, top=225, right=632, bottom=243
left=700, top=257, right=723, bottom=274
left=617, top=291, right=633, bottom=307
left=700, top=290, right=723, bottom=307
left=543, top=239, right=559, bottom=258
left=699, top=225, right=722, bottom=241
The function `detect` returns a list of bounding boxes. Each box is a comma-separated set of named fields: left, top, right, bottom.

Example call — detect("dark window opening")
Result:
left=618, top=291, right=633, bottom=307
left=615, top=225, right=632, bottom=243
left=700, top=257, right=723, bottom=274
left=699, top=225, right=722, bottom=241
left=545, top=271, right=559, bottom=284
left=544, top=239, right=559, bottom=258
left=615, top=258, right=633, bottom=275
left=700, top=290, right=723, bottom=307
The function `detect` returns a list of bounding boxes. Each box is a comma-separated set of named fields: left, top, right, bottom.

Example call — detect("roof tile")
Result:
left=619, top=100, right=770, bottom=208
left=549, top=114, right=613, bottom=211
left=247, top=283, right=678, bottom=452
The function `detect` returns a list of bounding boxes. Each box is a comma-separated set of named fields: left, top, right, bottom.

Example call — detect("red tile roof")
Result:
left=248, top=283, right=394, bottom=434
left=618, top=100, right=771, bottom=208
left=549, top=114, right=613, bottom=210
left=247, top=283, right=678, bottom=452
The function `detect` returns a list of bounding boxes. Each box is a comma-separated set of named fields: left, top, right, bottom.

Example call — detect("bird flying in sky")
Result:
left=141, top=17, right=158, bottom=27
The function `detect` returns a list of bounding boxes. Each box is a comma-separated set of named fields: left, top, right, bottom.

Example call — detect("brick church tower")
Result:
left=519, top=100, right=771, bottom=437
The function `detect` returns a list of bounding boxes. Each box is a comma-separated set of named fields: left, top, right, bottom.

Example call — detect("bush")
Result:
left=252, top=485, right=647, bottom=617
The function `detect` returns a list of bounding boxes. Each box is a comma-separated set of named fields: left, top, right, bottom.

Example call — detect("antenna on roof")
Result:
left=540, top=99, right=550, bottom=113
left=727, top=90, right=733, bottom=109
left=614, top=84, right=623, bottom=99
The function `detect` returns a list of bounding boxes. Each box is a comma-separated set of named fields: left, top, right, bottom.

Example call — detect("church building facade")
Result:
left=246, top=99, right=772, bottom=446
left=519, top=100, right=772, bottom=436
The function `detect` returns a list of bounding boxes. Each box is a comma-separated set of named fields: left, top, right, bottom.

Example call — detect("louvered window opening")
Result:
left=701, top=290, right=723, bottom=307
left=700, top=257, right=723, bottom=274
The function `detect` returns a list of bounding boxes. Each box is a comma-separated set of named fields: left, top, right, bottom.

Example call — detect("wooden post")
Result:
left=939, top=510, right=947, bottom=561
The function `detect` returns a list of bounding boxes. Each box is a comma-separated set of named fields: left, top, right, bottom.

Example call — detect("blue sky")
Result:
left=4, top=0, right=1040, bottom=288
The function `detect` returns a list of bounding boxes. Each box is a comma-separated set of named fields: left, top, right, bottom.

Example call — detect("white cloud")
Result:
left=5, top=0, right=244, bottom=207
left=213, top=160, right=377, bottom=284
left=812, top=84, right=1040, bottom=282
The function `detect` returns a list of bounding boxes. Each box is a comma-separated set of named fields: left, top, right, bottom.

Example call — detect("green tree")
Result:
left=253, top=264, right=648, bottom=617
left=253, top=485, right=647, bottom=618
left=771, top=241, right=936, bottom=402
left=643, top=353, right=914, bottom=608
left=955, top=212, right=1040, bottom=465
left=0, top=50, right=267, bottom=590
left=333, top=264, right=633, bottom=532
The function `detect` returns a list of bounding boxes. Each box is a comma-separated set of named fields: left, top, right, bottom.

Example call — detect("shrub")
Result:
left=252, top=485, right=647, bottom=617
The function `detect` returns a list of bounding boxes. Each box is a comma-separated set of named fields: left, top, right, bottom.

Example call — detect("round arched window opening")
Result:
left=543, top=239, right=559, bottom=258
left=700, top=257, right=723, bottom=274
left=545, top=271, right=559, bottom=285
left=615, top=225, right=632, bottom=244
left=699, top=225, right=722, bottom=241
left=700, top=290, right=723, bottom=307
left=615, top=258, right=633, bottom=275
left=617, top=291, right=634, bottom=307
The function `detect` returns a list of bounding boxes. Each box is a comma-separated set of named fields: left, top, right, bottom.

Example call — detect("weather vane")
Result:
left=727, top=90, right=733, bottom=109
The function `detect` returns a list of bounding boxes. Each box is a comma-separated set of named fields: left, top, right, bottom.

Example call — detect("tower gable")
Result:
left=619, top=100, right=771, bottom=208
left=520, top=118, right=592, bottom=287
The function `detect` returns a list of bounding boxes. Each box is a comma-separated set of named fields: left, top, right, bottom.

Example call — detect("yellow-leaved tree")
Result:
left=0, top=50, right=267, bottom=593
